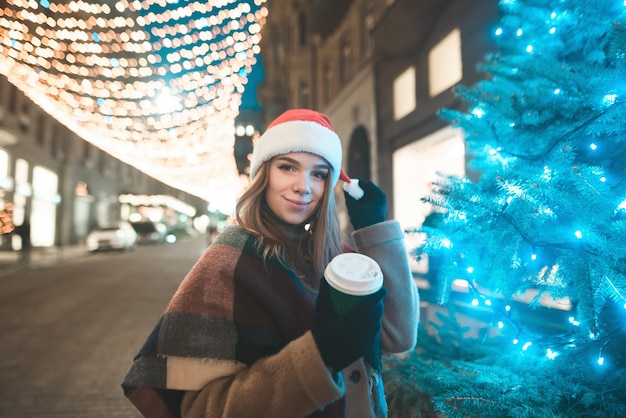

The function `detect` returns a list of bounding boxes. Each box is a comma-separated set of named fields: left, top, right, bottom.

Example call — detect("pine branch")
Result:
left=495, top=103, right=616, bottom=161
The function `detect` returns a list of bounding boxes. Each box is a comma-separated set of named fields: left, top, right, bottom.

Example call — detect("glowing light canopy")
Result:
left=0, top=0, right=268, bottom=208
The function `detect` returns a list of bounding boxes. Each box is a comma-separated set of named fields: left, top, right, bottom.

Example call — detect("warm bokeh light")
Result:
left=0, top=0, right=268, bottom=208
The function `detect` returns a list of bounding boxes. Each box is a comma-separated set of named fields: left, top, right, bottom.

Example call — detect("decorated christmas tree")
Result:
left=384, top=1, right=626, bottom=416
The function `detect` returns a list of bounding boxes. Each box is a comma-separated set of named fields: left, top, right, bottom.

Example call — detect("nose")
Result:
left=293, top=173, right=311, bottom=194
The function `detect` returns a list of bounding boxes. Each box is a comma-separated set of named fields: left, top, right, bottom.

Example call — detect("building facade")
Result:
left=257, top=0, right=500, bottom=232
left=373, top=0, right=499, bottom=228
left=0, top=75, right=207, bottom=251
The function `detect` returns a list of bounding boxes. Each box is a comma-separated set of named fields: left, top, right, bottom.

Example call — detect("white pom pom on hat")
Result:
left=250, top=109, right=343, bottom=187
left=340, top=170, right=364, bottom=200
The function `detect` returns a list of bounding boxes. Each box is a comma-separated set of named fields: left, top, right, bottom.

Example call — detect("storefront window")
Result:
left=0, top=149, right=13, bottom=236
left=393, top=126, right=465, bottom=273
left=13, top=158, right=29, bottom=226
left=31, top=165, right=59, bottom=247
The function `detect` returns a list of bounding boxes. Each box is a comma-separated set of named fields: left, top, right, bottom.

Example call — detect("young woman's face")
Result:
left=265, top=152, right=330, bottom=225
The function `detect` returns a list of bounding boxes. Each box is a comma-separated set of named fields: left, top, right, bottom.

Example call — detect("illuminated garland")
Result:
left=0, top=0, right=267, bottom=212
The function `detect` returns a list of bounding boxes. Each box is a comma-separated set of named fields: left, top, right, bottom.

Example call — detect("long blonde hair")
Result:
left=235, top=161, right=343, bottom=282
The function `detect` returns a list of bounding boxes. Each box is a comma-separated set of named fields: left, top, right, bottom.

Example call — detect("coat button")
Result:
left=348, top=370, right=361, bottom=383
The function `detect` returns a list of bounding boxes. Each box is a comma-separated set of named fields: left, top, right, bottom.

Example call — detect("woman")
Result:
left=122, top=109, right=419, bottom=418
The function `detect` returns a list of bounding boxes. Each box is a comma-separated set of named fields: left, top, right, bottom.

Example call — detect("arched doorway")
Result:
left=347, top=126, right=371, bottom=180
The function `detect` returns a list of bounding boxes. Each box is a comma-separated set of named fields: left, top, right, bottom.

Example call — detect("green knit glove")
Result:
left=311, top=278, right=386, bottom=373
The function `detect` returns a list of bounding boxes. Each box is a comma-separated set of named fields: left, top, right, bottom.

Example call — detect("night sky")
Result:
left=241, top=56, right=265, bottom=110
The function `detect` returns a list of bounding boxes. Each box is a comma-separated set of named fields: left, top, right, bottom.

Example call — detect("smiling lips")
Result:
left=285, top=197, right=311, bottom=211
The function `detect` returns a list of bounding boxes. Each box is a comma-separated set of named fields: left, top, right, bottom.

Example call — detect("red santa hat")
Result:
left=250, top=109, right=343, bottom=187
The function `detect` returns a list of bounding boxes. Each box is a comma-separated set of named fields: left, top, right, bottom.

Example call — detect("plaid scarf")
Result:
left=122, top=225, right=346, bottom=417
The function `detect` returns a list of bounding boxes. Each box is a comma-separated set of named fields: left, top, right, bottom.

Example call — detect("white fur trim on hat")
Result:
left=250, top=114, right=342, bottom=186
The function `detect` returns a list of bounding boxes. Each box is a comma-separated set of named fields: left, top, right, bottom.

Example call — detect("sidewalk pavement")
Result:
left=0, top=245, right=89, bottom=277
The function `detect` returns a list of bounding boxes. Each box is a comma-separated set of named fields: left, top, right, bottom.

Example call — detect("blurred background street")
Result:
left=0, top=235, right=208, bottom=418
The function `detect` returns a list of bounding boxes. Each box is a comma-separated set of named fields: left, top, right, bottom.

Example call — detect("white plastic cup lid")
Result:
left=324, top=253, right=383, bottom=296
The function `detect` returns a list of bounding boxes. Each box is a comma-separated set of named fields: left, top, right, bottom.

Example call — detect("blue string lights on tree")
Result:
left=0, top=0, right=267, bottom=210
left=393, top=0, right=626, bottom=416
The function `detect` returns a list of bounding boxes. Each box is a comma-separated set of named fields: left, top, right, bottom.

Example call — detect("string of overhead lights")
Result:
left=0, top=0, right=267, bottom=213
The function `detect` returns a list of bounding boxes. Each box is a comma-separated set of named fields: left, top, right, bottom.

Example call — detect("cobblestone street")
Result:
left=0, top=236, right=207, bottom=418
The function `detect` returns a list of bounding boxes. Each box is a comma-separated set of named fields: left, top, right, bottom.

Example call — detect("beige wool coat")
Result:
left=181, top=221, right=418, bottom=418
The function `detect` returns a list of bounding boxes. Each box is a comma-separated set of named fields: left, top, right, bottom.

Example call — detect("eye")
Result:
left=312, top=170, right=329, bottom=180
left=278, top=164, right=295, bottom=172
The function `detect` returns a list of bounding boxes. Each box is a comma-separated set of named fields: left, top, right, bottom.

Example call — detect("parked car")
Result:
left=130, top=221, right=168, bottom=245
left=86, top=222, right=138, bottom=252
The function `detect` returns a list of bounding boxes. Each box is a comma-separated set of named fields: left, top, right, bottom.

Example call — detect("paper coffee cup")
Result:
left=324, top=253, right=383, bottom=315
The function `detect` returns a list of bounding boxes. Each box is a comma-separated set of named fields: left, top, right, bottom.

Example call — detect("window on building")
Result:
left=393, top=66, right=416, bottom=120
left=35, top=113, right=46, bottom=146
left=284, top=25, right=292, bottom=53
left=97, top=150, right=106, bottom=174
left=298, top=80, right=310, bottom=109
left=298, top=11, right=307, bottom=47
left=428, top=28, right=463, bottom=97
left=82, top=141, right=92, bottom=167
left=19, top=100, right=30, bottom=131
left=8, top=83, right=17, bottom=115
left=361, top=2, right=375, bottom=59
left=273, top=25, right=283, bottom=66
left=120, top=164, right=131, bottom=186
left=51, top=125, right=66, bottom=160
left=339, top=33, right=352, bottom=85
left=110, top=159, right=119, bottom=181
left=272, top=41, right=281, bottom=67
left=80, top=141, right=91, bottom=166
left=323, top=62, right=333, bottom=104
left=63, top=133, right=72, bottom=160
left=0, top=79, right=4, bottom=119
